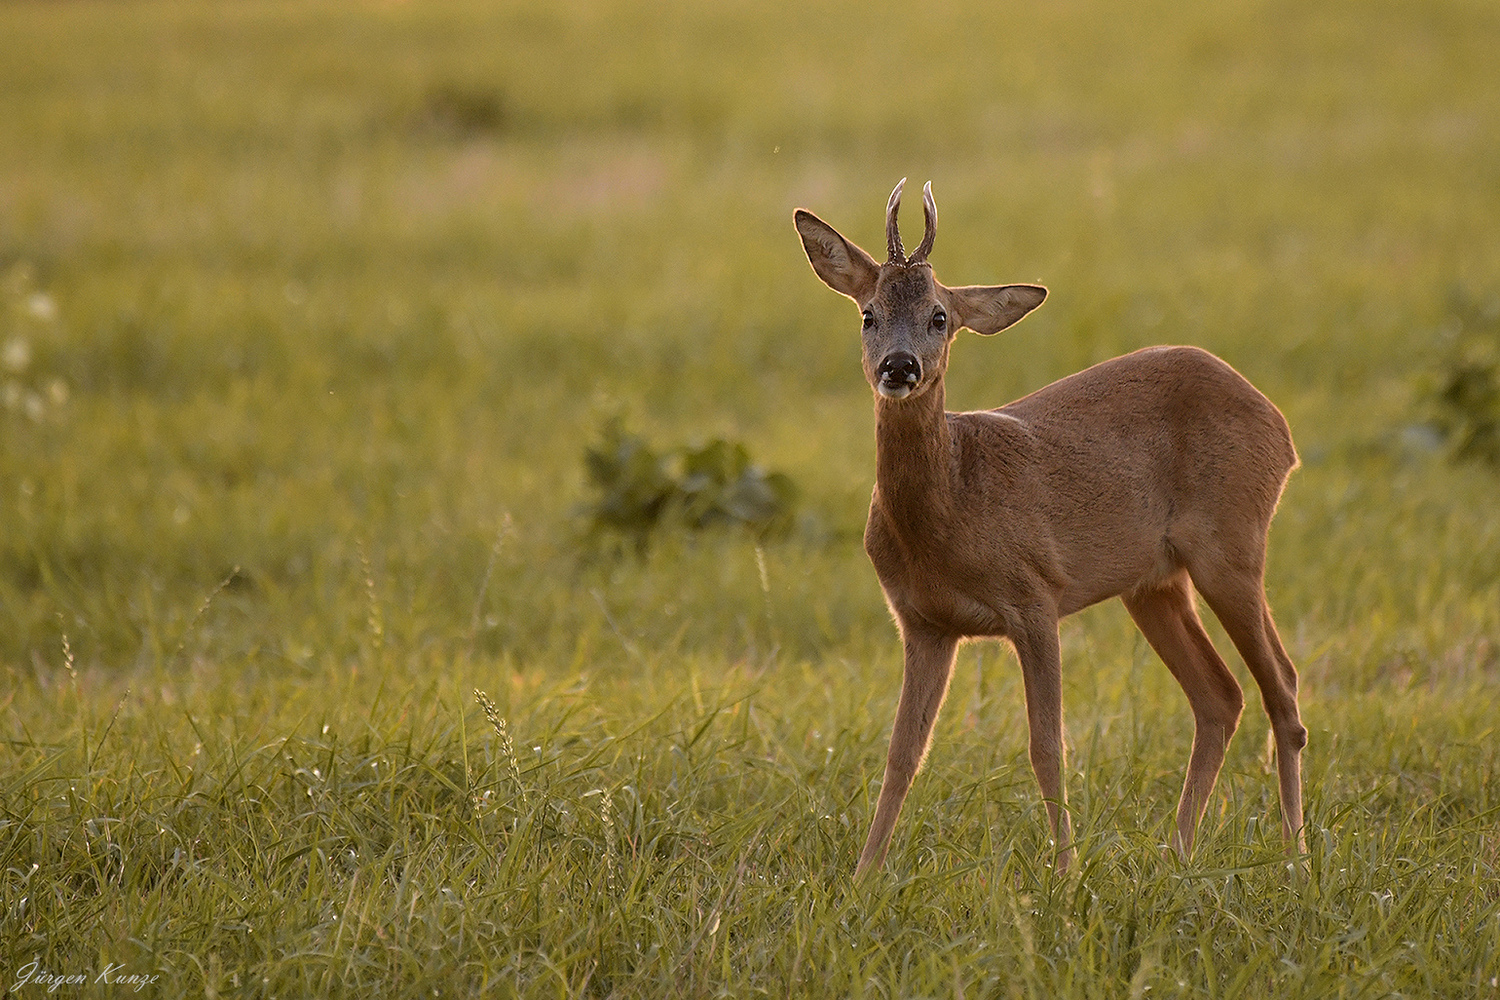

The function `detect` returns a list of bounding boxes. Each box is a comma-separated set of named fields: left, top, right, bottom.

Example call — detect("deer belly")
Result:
left=879, top=574, right=1009, bottom=638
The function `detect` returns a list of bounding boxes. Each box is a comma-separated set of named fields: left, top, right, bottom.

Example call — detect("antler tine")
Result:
left=885, top=178, right=907, bottom=264
left=910, top=181, right=937, bottom=264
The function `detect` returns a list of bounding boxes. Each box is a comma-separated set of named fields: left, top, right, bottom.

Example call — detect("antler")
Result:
left=909, top=181, right=936, bottom=264
left=884, top=178, right=937, bottom=266
left=885, top=178, right=907, bottom=264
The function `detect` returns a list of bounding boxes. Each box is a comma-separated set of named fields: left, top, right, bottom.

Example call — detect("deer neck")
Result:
left=873, top=378, right=955, bottom=535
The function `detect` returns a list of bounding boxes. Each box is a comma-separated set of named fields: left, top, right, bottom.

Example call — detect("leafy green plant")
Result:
left=582, top=418, right=797, bottom=553
left=1, top=263, right=68, bottom=423
left=1426, top=288, right=1500, bottom=467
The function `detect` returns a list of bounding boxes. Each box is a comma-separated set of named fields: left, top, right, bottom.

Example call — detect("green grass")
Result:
left=2, top=0, right=1499, bottom=995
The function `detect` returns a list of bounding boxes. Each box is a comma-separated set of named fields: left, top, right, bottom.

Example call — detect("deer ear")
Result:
left=947, top=284, right=1047, bottom=335
left=794, top=209, right=880, bottom=303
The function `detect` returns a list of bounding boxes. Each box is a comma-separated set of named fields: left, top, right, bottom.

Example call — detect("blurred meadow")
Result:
left=2, top=0, right=1498, bottom=996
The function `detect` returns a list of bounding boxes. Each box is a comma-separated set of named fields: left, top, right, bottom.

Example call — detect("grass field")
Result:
left=2, top=0, right=1499, bottom=996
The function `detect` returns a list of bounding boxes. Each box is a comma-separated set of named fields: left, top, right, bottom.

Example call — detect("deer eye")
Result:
left=862, top=310, right=875, bottom=330
left=932, top=310, right=947, bottom=330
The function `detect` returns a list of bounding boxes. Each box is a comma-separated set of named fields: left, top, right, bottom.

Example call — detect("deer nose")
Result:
left=877, top=352, right=921, bottom=395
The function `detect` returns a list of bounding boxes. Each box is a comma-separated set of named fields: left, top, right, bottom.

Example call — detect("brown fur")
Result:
left=794, top=183, right=1307, bottom=878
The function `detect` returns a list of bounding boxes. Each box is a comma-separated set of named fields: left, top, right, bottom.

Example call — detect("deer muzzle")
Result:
left=876, top=351, right=921, bottom=399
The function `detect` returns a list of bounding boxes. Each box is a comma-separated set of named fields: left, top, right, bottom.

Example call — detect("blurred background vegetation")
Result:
left=3, top=0, right=1495, bottom=682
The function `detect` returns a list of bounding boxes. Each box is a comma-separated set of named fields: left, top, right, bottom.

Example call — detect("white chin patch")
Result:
left=877, top=382, right=913, bottom=400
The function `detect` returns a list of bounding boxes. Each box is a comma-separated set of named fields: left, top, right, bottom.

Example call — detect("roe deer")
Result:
left=794, top=179, right=1307, bottom=877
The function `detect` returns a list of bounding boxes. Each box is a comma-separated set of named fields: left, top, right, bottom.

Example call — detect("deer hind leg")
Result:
left=1188, top=558, right=1308, bottom=855
left=1012, top=620, right=1074, bottom=871
left=1122, top=574, right=1244, bottom=858
left=855, top=628, right=959, bottom=878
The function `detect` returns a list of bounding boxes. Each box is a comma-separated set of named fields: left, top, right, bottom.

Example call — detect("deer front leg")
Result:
left=855, top=627, right=959, bottom=879
left=1013, top=620, right=1073, bottom=871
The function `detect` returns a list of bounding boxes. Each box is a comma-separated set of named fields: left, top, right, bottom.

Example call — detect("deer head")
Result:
left=794, top=179, right=1048, bottom=400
